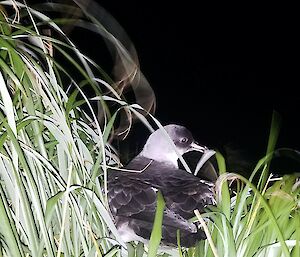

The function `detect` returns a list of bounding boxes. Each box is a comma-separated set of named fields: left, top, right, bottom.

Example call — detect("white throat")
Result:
left=140, top=148, right=179, bottom=168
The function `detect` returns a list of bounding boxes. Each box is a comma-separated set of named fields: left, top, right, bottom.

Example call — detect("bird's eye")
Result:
left=180, top=137, right=188, bottom=143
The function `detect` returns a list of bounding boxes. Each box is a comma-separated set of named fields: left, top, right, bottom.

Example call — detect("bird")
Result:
left=107, top=124, right=216, bottom=247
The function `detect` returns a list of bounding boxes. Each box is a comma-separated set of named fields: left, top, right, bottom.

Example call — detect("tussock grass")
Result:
left=0, top=1, right=299, bottom=257
left=0, top=1, right=152, bottom=256
left=185, top=113, right=300, bottom=257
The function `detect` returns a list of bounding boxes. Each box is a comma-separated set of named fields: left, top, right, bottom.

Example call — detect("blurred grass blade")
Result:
left=0, top=183, right=24, bottom=257
left=215, top=151, right=230, bottom=220
left=258, top=111, right=281, bottom=190
left=148, top=191, right=165, bottom=257
left=195, top=209, right=219, bottom=257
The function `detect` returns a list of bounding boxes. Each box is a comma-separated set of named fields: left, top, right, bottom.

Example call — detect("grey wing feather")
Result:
left=108, top=170, right=157, bottom=219
left=108, top=169, right=202, bottom=231
left=107, top=158, right=215, bottom=247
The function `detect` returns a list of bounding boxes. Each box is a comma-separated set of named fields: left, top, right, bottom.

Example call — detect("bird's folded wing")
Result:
left=161, top=177, right=215, bottom=220
left=136, top=164, right=215, bottom=220
left=108, top=171, right=198, bottom=233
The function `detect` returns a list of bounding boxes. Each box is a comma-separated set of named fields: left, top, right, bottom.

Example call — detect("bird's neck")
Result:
left=139, top=150, right=179, bottom=168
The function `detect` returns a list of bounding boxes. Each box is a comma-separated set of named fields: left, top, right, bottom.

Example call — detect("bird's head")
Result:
left=140, top=124, right=208, bottom=167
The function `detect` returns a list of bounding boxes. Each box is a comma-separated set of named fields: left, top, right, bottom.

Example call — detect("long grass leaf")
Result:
left=148, top=191, right=165, bottom=257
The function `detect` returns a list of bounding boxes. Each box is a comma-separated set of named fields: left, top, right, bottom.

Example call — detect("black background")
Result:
left=97, top=2, right=299, bottom=174
left=27, top=1, right=299, bottom=175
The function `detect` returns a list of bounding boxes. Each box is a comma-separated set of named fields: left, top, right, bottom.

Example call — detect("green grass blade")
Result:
left=215, top=151, right=230, bottom=220
left=0, top=183, right=24, bottom=257
left=258, top=111, right=281, bottom=191
left=148, top=191, right=166, bottom=257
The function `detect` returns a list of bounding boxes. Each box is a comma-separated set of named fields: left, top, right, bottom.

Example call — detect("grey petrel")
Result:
left=108, top=124, right=215, bottom=247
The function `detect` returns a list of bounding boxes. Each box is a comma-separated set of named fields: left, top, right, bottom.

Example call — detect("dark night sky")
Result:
left=29, top=0, right=297, bottom=174
left=97, top=2, right=299, bottom=170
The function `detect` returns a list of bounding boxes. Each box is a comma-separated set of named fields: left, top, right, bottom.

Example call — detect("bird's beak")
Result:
left=189, top=141, right=209, bottom=153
